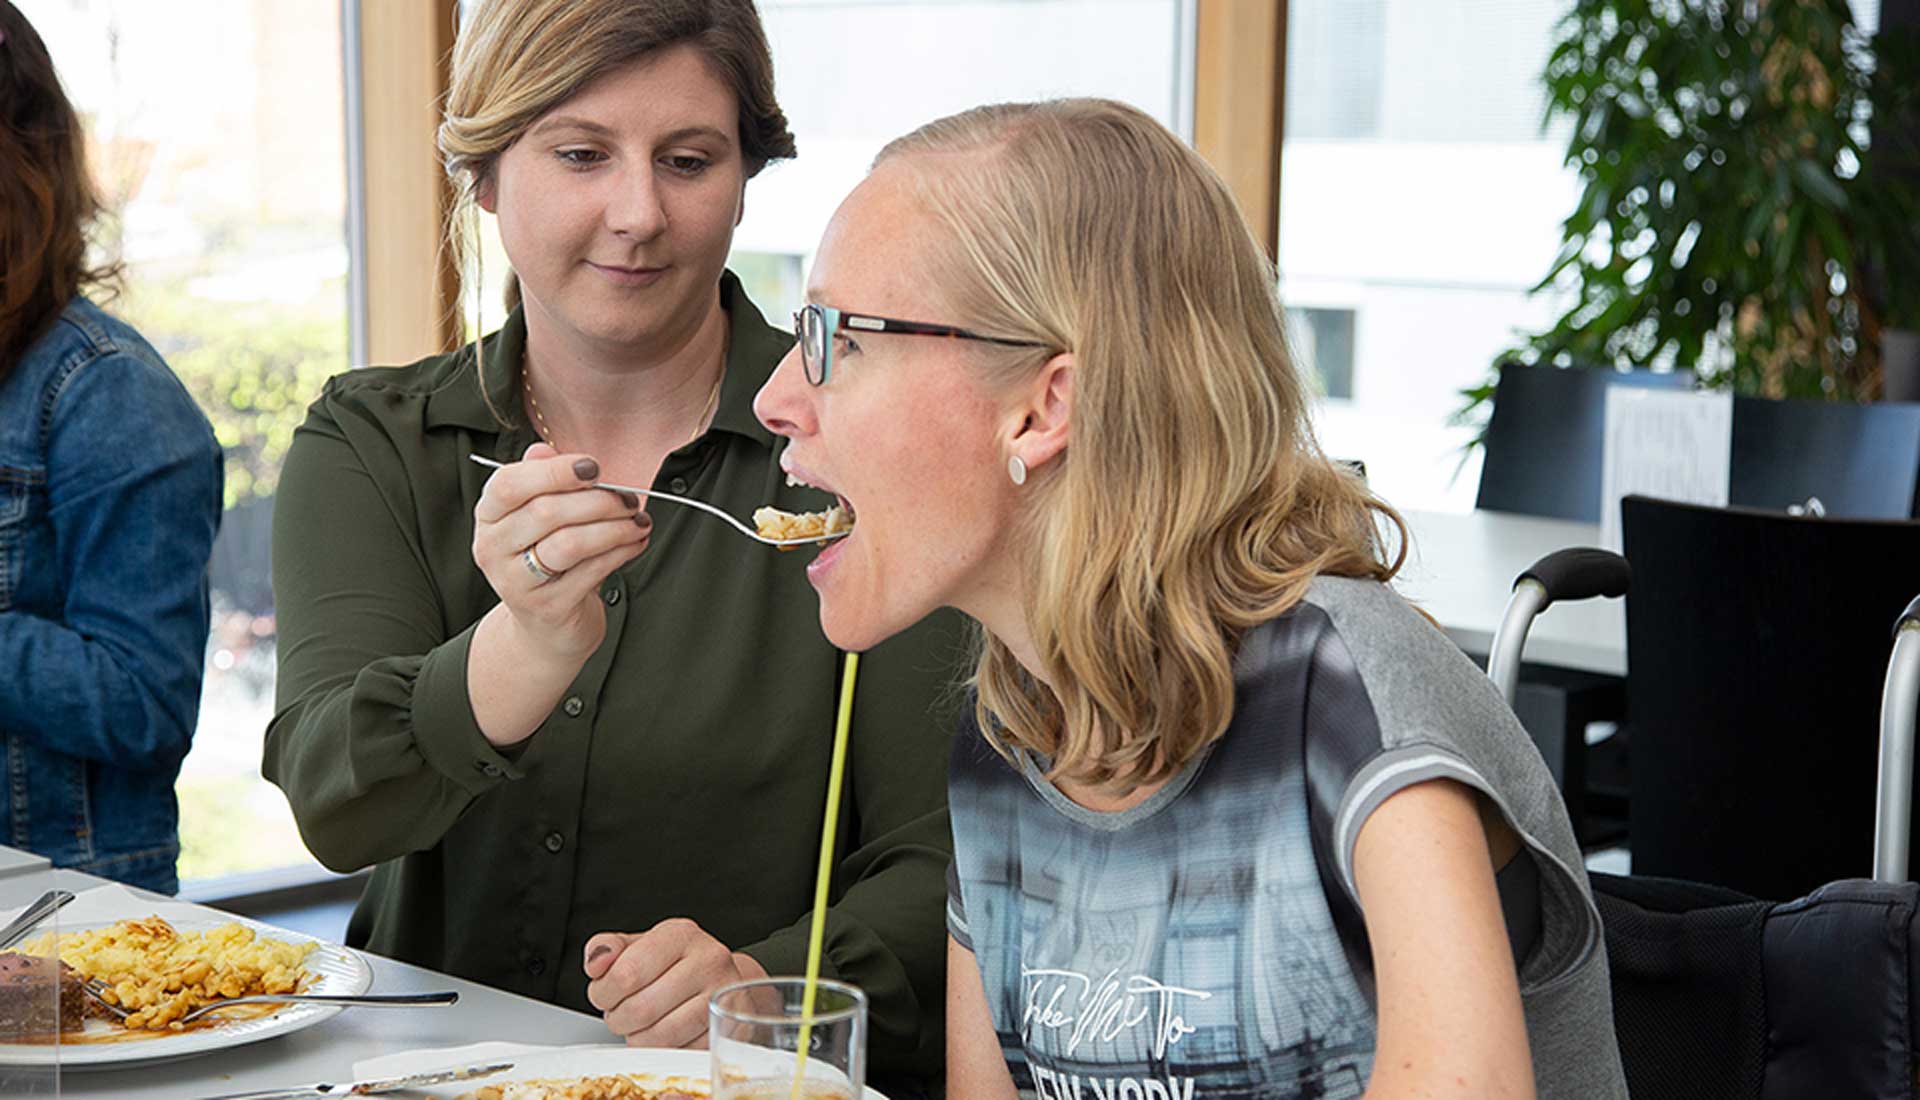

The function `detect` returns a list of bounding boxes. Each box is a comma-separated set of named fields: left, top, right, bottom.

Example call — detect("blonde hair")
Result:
left=875, top=99, right=1409, bottom=791
left=438, top=0, right=795, bottom=400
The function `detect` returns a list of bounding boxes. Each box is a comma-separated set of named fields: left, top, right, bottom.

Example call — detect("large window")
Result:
left=21, top=0, right=348, bottom=886
left=465, top=0, right=1195, bottom=333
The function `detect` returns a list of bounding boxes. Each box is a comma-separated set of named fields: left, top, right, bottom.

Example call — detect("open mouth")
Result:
left=755, top=467, right=855, bottom=548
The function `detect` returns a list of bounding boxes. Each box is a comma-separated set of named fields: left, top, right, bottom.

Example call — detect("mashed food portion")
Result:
left=468, top=1076, right=705, bottom=1100
left=753, top=505, right=852, bottom=546
left=24, top=916, right=315, bottom=1031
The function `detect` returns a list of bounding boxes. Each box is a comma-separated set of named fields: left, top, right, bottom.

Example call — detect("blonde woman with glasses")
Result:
left=266, top=1, right=962, bottom=1086
left=754, top=99, right=1628, bottom=1100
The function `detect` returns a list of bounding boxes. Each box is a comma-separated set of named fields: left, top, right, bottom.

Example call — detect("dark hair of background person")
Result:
left=0, top=0, right=122, bottom=379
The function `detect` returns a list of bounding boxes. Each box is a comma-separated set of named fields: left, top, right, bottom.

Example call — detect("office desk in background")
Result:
left=1398, top=509, right=1625, bottom=676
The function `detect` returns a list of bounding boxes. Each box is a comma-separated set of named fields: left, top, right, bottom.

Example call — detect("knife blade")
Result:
left=195, top=1059, right=515, bottom=1100
left=0, top=889, right=76, bottom=950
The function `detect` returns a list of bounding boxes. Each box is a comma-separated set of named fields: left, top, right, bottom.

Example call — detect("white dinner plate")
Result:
left=402, top=1047, right=890, bottom=1100
left=0, top=913, right=372, bottom=1070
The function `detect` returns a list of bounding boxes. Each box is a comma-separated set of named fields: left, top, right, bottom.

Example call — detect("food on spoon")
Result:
left=23, top=915, right=316, bottom=1031
left=0, top=952, right=88, bottom=1037
left=753, top=504, right=852, bottom=547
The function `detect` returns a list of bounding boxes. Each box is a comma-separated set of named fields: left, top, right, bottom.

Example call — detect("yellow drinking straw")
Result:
left=793, top=651, right=860, bottom=1100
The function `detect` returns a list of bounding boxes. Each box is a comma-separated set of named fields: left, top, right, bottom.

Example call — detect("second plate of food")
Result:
left=0, top=911, right=371, bottom=1069
left=405, top=1047, right=890, bottom=1100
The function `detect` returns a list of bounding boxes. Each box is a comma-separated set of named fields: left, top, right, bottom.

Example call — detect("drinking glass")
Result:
left=709, top=977, right=866, bottom=1100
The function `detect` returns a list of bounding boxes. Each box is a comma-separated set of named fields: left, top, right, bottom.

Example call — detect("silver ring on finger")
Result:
left=522, top=545, right=562, bottom=584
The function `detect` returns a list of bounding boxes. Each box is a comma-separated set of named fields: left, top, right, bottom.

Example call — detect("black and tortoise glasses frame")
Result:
left=792, top=303, right=1048, bottom=386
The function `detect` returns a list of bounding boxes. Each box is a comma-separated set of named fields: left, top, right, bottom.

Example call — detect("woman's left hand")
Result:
left=583, top=919, right=771, bottom=1047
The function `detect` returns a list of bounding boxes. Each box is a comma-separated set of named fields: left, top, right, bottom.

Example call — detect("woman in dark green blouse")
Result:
left=264, top=0, right=963, bottom=1088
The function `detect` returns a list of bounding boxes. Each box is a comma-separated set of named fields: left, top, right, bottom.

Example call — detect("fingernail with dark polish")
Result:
left=617, top=491, right=640, bottom=509
left=634, top=513, right=652, bottom=529
left=573, top=458, right=600, bottom=481
left=587, top=944, right=612, bottom=965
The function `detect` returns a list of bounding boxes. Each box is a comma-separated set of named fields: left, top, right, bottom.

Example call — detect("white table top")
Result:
left=1397, top=508, right=1626, bottom=677
left=0, top=846, right=50, bottom=881
left=0, top=867, right=615, bottom=1098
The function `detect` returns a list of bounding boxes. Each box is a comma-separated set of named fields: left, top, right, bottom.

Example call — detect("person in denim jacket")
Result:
left=0, top=3, right=223, bottom=895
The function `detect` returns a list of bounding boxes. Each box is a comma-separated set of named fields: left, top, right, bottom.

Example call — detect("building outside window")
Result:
left=1279, top=0, right=1577, bottom=512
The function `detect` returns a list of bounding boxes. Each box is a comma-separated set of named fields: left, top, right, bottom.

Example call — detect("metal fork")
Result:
left=177, top=990, right=457, bottom=1023
left=77, top=977, right=127, bottom=1020
left=468, top=454, right=849, bottom=547
left=77, top=986, right=456, bottom=1024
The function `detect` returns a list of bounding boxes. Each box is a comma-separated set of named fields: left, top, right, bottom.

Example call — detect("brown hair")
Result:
left=0, top=1, right=122, bottom=377
left=876, top=100, right=1409, bottom=792
left=441, top=0, right=795, bottom=346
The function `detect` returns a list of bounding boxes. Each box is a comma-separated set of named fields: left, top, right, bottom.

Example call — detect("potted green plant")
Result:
left=1461, top=0, right=1919, bottom=429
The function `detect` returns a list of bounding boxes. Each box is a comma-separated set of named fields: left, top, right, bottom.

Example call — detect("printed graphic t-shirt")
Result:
left=947, top=576, right=1628, bottom=1100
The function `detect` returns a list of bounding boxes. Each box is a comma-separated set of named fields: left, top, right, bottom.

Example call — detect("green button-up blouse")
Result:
left=265, top=274, right=967, bottom=1085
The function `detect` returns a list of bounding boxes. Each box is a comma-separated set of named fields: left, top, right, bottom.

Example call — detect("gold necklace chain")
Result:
left=522, top=348, right=725, bottom=451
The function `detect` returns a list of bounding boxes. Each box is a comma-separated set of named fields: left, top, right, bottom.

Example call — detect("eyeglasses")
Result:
left=792, top=303, right=1047, bottom=386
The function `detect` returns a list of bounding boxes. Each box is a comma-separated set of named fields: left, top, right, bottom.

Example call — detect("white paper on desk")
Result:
left=355, top=1040, right=556, bottom=1079
left=1598, top=387, right=1732, bottom=551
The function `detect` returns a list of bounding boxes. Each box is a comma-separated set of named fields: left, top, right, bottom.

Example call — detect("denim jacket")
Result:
left=0, top=297, right=222, bottom=894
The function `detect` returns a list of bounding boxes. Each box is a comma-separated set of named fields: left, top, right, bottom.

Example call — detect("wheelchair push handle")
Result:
left=1872, top=597, right=1920, bottom=882
left=1897, top=594, right=1920, bottom=640
left=1487, top=548, right=1631, bottom=708
left=1517, top=547, right=1634, bottom=605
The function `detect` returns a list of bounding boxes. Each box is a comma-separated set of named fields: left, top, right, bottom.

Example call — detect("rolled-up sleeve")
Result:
left=264, top=384, right=521, bottom=873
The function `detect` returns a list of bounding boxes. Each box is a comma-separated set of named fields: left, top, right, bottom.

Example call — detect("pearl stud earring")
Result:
left=1008, top=455, right=1027, bottom=486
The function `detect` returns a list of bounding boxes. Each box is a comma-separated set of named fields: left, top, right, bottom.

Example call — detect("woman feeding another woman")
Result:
left=755, top=99, right=1626, bottom=1100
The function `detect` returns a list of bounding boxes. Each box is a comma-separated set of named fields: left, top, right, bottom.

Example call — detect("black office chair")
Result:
left=1621, top=495, right=1920, bottom=900
left=1476, top=361, right=1694, bottom=523
left=1729, top=395, right=1920, bottom=519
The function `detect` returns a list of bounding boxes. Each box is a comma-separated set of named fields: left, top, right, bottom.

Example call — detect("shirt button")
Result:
left=478, top=762, right=502, bottom=777
left=562, top=695, right=585, bottom=717
left=526, top=957, right=545, bottom=976
left=603, top=587, right=621, bottom=606
left=669, top=477, right=689, bottom=494
left=544, top=831, right=565, bottom=853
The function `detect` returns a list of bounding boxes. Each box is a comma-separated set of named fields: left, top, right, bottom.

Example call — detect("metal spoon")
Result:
left=468, top=454, right=848, bottom=547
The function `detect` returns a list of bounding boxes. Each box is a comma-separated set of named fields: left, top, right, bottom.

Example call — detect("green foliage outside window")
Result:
left=119, top=275, right=345, bottom=510
left=1459, top=0, right=1920, bottom=436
